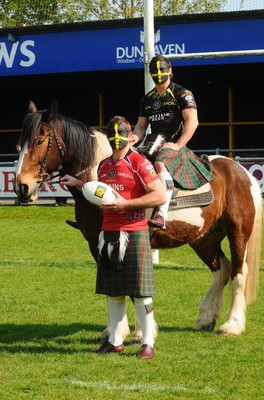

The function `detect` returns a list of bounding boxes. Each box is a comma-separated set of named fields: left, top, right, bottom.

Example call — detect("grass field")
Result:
left=0, top=205, right=263, bottom=400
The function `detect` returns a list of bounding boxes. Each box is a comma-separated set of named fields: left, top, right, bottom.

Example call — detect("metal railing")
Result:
left=194, top=148, right=264, bottom=156
left=1, top=148, right=264, bottom=162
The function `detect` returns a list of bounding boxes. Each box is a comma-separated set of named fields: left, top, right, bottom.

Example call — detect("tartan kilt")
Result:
left=96, top=229, right=155, bottom=297
left=156, top=146, right=214, bottom=190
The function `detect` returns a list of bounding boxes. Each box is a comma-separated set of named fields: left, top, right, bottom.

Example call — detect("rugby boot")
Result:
left=94, top=340, right=124, bottom=354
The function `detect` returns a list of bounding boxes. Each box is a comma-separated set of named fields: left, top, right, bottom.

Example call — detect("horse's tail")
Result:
left=245, top=176, right=263, bottom=304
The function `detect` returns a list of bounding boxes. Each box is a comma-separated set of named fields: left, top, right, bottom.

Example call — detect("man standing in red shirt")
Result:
left=60, top=116, right=165, bottom=359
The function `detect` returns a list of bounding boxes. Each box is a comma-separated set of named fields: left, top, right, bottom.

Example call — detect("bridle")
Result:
left=37, top=119, right=92, bottom=184
left=37, top=120, right=65, bottom=184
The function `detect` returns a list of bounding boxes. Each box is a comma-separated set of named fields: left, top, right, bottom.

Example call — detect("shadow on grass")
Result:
left=158, top=325, right=198, bottom=334
left=0, top=322, right=218, bottom=354
left=158, top=324, right=221, bottom=336
left=0, top=322, right=104, bottom=353
left=153, top=264, right=205, bottom=271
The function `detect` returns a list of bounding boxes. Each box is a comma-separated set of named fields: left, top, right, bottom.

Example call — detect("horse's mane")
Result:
left=20, top=110, right=111, bottom=174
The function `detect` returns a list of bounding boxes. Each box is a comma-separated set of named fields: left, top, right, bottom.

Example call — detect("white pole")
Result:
left=143, top=0, right=160, bottom=263
left=143, top=0, right=155, bottom=94
left=164, top=49, right=264, bottom=60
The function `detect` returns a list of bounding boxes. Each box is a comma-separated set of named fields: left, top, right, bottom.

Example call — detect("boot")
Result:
left=148, top=172, right=173, bottom=229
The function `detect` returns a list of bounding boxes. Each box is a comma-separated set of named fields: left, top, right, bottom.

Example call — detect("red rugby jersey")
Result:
left=98, top=150, right=158, bottom=231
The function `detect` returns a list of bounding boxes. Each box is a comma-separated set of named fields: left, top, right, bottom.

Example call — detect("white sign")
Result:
left=0, top=164, right=71, bottom=198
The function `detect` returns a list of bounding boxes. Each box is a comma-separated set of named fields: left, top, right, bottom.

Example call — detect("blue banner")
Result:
left=0, top=18, right=263, bottom=76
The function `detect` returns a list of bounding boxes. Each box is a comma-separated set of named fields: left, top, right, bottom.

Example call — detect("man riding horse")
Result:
left=132, top=54, right=213, bottom=229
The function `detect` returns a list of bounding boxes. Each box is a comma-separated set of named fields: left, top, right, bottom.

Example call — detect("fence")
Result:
left=0, top=149, right=263, bottom=203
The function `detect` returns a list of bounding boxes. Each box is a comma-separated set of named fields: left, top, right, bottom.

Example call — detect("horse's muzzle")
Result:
left=13, top=179, right=39, bottom=203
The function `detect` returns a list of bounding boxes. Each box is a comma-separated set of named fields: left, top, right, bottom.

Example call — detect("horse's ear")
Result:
left=28, top=100, right=37, bottom=114
left=42, top=98, right=58, bottom=125
left=48, top=98, right=58, bottom=124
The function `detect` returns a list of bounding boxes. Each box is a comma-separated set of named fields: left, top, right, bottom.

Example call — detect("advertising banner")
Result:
left=240, top=161, right=264, bottom=196
left=0, top=18, right=264, bottom=76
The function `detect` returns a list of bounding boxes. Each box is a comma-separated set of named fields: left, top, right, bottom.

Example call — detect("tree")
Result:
left=154, top=0, right=228, bottom=15
left=0, top=0, right=228, bottom=28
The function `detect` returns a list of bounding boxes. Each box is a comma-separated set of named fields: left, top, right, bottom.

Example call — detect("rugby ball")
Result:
left=82, top=181, right=116, bottom=206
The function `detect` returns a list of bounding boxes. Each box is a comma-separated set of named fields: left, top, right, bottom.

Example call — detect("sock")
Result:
left=108, top=296, right=126, bottom=346
left=134, top=297, right=155, bottom=347
left=158, top=172, right=173, bottom=221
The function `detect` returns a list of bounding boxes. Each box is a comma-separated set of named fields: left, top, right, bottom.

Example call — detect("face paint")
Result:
left=150, top=60, right=170, bottom=84
left=107, top=123, right=129, bottom=150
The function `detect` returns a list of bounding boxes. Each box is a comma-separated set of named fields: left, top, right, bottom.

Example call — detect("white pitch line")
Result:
left=66, top=379, right=215, bottom=394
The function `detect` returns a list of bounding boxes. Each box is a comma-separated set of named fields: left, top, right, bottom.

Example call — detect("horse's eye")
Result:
left=37, top=139, right=44, bottom=146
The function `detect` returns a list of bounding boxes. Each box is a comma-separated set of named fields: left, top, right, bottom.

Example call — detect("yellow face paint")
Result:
left=150, top=60, right=170, bottom=84
left=108, top=123, right=129, bottom=150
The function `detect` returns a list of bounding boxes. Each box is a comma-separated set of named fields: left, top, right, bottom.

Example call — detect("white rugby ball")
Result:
left=82, top=181, right=116, bottom=206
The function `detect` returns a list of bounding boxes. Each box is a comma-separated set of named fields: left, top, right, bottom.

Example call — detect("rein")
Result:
left=49, top=165, right=92, bottom=184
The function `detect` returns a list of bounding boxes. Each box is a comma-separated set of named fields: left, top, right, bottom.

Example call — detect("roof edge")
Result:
left=0, top=10, right=263, bottom=35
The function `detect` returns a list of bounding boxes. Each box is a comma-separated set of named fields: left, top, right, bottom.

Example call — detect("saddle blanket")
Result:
left=170, top=182, right=214, bottom=210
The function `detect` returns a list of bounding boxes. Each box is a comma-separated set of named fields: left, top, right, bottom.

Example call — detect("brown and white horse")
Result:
left=14, top=99, right=263, bottom=337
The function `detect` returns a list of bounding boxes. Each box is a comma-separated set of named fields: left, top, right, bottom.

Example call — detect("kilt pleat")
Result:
left=96, top=229, right=155, bottom=297
left=156, top=146, right=214, bottom=190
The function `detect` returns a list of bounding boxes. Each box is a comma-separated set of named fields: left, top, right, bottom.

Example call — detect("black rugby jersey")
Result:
left=139, top=81, right=197, bottom=141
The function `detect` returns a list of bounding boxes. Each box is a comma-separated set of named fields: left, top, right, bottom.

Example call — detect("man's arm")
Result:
left=59, top=174, right=85, bottom=190
left=131, top=116, right=149, bottom=145
left=162, top=108, right=199, bottom=151
left=102, top=178, right=166, bottom=211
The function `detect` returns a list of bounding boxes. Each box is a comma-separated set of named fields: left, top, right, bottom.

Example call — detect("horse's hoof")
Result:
left=218, top=321, right=244, bottom=336
left=130, top=337, right=142, bottom=345
left=65, top=220, right=79, bottom=230
left=198, top=320, right=216, bottom=332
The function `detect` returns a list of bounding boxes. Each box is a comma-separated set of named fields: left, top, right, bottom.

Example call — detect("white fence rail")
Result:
left=0, top=158, right=263, bottom=201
